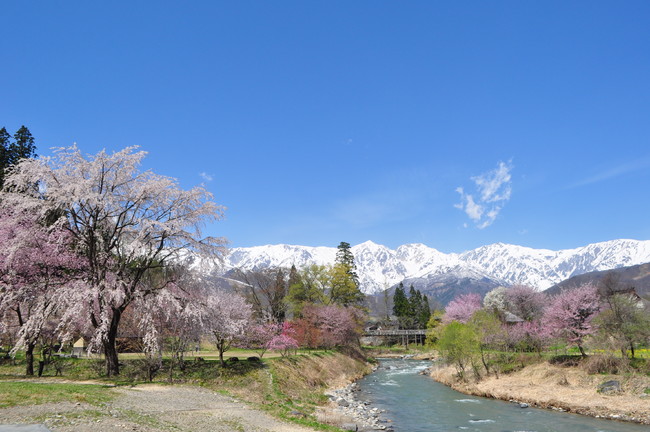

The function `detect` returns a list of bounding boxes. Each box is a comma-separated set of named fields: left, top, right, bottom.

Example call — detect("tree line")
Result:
left=431, top=280, right=650, bottom=379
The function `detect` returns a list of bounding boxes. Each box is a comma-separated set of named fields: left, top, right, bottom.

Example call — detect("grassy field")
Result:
left=0, top=348, right=369, bottom=431
left=0, top=381, right=116, bottom=408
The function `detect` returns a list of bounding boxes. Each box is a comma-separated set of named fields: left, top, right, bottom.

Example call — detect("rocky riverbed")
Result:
left=324, top=382, right=393, bottom=432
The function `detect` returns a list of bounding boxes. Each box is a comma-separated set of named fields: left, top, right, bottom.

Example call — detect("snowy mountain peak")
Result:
left=217, top=239, right=650, bottom=295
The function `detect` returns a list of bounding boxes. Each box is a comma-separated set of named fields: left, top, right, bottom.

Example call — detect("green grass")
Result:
left=0, top=348, right=361, bottom=431
left=0, top=381, right=116, bottom=408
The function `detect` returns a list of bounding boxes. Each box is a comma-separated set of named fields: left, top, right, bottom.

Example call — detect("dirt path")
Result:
left=0, top=384, right=318, bottom=432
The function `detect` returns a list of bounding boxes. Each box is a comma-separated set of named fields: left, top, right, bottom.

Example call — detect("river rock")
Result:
left=598, top=380, right=622, bottom=394
left=341, top=423, right=358, bottom=431
left=519, top=403, right=529, bottom=408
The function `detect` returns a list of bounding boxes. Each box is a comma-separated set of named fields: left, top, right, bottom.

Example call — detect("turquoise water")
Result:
left=356, top=358, right=649, bottom=432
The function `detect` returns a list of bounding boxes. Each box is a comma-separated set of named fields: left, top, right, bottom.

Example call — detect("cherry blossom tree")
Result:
left=2, top=145, right=226, bottom=376
left=267, top=321, right=298, bottom=357
left=482, top=286, right=508, bottom=316
left=544, top=284, right=601, bottom=357
left=505, top=284, right=546, bottom=322
left=246, top=321, right=282, bottom=358
left=142, top=269, right=207, bottom=380
left=505, top=320, right=552, bottom=356
left=0, top=209, right=83, bottom=375
left=204, top=291, right=252, bottom=366
left=442, top=293, right=482, bottom=324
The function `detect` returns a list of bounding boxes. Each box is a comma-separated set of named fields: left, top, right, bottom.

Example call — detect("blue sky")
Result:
left=2, top=1, right=650, bottom=252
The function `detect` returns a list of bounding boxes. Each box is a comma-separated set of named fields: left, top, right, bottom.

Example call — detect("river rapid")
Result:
left=353, top=358, right=649, bottom=432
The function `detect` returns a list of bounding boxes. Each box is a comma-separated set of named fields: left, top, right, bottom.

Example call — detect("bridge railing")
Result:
left=363, top=329, right=427, bottom=336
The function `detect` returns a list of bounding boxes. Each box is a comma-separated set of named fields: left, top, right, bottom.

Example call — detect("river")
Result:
left=354, top=358, right=649, bottom=432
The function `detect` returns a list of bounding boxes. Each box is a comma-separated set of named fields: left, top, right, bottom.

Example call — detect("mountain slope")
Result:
left=213, top=239, right=650, bottom=296
left=545, top=262, right=650, bottom=298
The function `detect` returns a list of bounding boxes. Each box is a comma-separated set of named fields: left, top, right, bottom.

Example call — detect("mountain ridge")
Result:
left=214, top=239, right=650, bottom=295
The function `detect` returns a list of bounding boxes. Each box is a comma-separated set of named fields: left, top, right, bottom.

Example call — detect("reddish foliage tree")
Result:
left=292, top=317, right=323, bottom=349
left=295, top=304, right=362, bottom=349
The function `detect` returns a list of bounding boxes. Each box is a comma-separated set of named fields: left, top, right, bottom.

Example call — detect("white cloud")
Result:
left=455, top=161, right=513, bottom=229
left=199, top=172, right=214, bottom=182
left=473, top=161, right=512, bottom=203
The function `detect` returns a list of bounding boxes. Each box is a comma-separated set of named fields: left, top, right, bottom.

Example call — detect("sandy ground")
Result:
left=0, top=384, right=319, bottom=432
left=430, top=362, right=650, bottom=425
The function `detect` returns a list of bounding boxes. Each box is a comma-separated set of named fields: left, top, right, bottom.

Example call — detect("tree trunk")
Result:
left=578, top=344, right=587, bottom=358
left=218, top=339, right=225, bottom=367
left=103, top=308, right=122, bottom=377
left=25, top=342, right=36, bottom=376
left=480, top=347, right=490, bottom=375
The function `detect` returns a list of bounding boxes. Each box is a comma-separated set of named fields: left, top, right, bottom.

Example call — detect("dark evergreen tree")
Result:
left=0, top=127, right=10, bottom=190
left=392, top=283, right=409, bottom=327
left=408, top=285, right=419, bottom=318
left=271, top=269, right=287, bottom=323
left=392, top=283, right=407, bottom=315
left=419, top=294, right=431, bottom=327
left=0, top=126, right=37, bottom=190
left=393, top=283, right=430, bottom=329
left=10, top=126, right=36, bottom=165
left=288, top=264, right=301, bottom=291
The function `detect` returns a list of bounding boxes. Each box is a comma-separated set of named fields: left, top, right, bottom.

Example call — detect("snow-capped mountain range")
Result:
left=216, top=239, right=650, bottom=295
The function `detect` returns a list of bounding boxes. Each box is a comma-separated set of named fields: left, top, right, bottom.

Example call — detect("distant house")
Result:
left=503, top=311, right=524, bottom=325
left=72, top=338, right=86, bottom=357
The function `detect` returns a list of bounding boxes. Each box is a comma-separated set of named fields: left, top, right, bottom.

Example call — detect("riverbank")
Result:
left=429, top=361, right=650, bottom=425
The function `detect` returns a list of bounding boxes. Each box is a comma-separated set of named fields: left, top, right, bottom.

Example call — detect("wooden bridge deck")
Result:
left=363, top=329, right=427, bottom=336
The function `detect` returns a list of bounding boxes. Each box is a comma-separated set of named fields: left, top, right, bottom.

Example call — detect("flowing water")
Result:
left=355, top=358, right=649, bottom=432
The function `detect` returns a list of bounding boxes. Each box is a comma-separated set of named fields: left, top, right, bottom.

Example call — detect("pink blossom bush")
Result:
left=267, top=322, right=299, bottom=357
left=443, top=293, right=482, bottom=324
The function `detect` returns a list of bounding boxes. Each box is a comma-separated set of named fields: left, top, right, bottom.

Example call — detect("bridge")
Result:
left=362, top=329, right=427, bottom=347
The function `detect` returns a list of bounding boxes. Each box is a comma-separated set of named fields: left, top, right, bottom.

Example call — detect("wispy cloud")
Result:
left=199, top=172, right=214, bottom=182
left=567, top=157, right=650, bottom=189
left=455, top=160, right=513, bottom=229
left=333, top=188, right=421, bottom=227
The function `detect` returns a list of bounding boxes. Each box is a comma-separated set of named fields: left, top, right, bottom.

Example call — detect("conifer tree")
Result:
left=392, top=283, right=408, bottom=316
left=330, top=241, right=364, bottom=307
left=0, top=128, right=10, bottom=190
left=419, top=294, right=431, bottom=327
left=0, top=126, right=36, bottom=190
left=10, top=126, right=36, bottom=165
left=393, top=283, right=430, bottom=329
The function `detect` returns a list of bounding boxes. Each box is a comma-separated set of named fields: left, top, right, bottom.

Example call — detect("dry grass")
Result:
left=430, top=361, right=650, bottom=424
